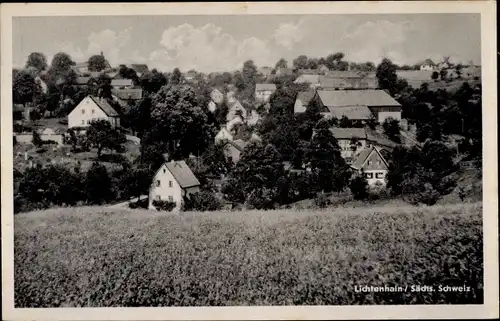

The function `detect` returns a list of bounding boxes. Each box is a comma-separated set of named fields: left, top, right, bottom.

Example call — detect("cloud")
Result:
left=273, top=20, right=305, bottom=49
left=150, top=23, right=275, bottom=72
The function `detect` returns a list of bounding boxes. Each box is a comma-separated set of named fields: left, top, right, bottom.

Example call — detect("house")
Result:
left=226, top=99, right=247, bottom=122
left=294, top=91, right=316, bottom=113
left=258, top=66, right=273, bottom=78
left=148, top=160, right=201, bottom=211
left=318, top=74, right=378, bottom=90
left=68, top=95, right=120, bottom=129
left=317, top=64, right=330, bottom=74
left=35, top=76, right=48, bottom=94
left=210, top=88, right=224, bottom=105
left=420, top=59, right=437, bottom=71
left=215, top=126, right=234, bottom=144
left=297, top=69, right=319, bottom=75
left=226, top=115, right=244, bottom=132
left=110, top=79, right=134, bottom=89
left=314, top=89, right=402, bottom=123
left=350, top=146, right=389, bottom=187
left=329, top=127, right=396, bottom=164
left=75, top=76, right=97, bottom=86
left=255, top=83, right=276, bottom=103
left=111, top=88, right=143, bottom=101
left=246, top=109, right=261, bottom=126
left=294, top=74, right=320, bottom=88
left=184, top=71, right=197, bottom=82
left=127, top=64, right=149, bottom=76
left=223, top=139, right=247, bottom=164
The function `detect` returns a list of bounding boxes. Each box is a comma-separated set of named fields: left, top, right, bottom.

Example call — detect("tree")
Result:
left=88, top=54, right=108, bottom=72
left=140, top=68, right=167, bottom=93
left=50, top=52, right=74, bottom=72
left=275, top=58, right=288, bottom=70
left=170, top=68, right=182, bottom=85
left=129, top=96, right=153, bottom=138
left=305, top=120, right=348, bottom=193
left=268, top=87, right=296, bottom=118
left=13, top=70, right=40, bottom=105
left=376, top=58, right=398, bottom=95
left=306, top=58, right=319, bottom=69
left=120, top=166, right=151, bottom=200
left=25, top=52, right=48, bottom=73
left=293, top=55, right=308, bottom=70
left=213, top=97, right=230, bottom=126
left=439, top=68, right=448, bottom=81
left=338, top=115, right=352, bottom=128
left=32, top=130, right=43, bottom=147
left=96, top=74, right=113, bottom=99
left=382, top=117, right=401, bottom=143
left=183, top=191, right=223, bottom=212
left=86, top=119, right=126, bottom=158
left=431, top=71, right=439, bottom=81
left=85, top=162, right=115, bottom=204
left=349, top=173, right=369, bottom=200
left=454, top=64, right=463, bottom=79
left=325, top=52, right=346, bottom=70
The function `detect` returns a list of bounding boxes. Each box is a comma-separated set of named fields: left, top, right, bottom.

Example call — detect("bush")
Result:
left=314, top=193, right=331, bottom=208
left=32, top=130, right=42, bottom=147
left=152, top=200, right=177, bottom=212
left=349, top=174, right=369, bottom=200
left=245, top=188, right=277, bottom=210
left=183, top=191, right=223, bottom=212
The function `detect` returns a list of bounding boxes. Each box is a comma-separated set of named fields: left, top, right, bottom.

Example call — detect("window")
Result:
left=156, top=180, right=161, bottom=187
left=365, top=172, right=373, bottom=179
left=169, top=181, right=173, bottom=187
left=156, top=195, right=161, bottom=201
left=82, top=109, right=85, bottom=114
left=92, top=109, right=95, bottom=114
left=376, top=172, right=384, bottom=179
left=163, top=169, right=166, bottom=174
left=168, top=196, right=173, bottom=202
left=368, top=161, right=372, bottom=166
left=81, top=120, right=85, bottom=125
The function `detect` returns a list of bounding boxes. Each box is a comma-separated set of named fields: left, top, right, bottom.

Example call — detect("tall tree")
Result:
left=85, top=162, right=115, bottom=204
left=382, top=117, right=401, bottom=143
left=293, top=55, right=308, bottom=70
left=305, top=120, right=349, bottom=192
left=275, top=58, right=288, bottom=70
left=86, top=119, right=126, bottom=159
left=13, top=70, right=41, bottom=105
left=376, top=58, right=398, bottom=95
left=88, top=54, right=108, bottom=72
left=25, top=52, right=48, bottom=74
left=50, top=52, right=74, bottom=72
left=170, top=68, right=182, bottom=85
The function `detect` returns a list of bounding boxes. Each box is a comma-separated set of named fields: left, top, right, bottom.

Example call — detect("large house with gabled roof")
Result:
left=148, top=160, right=201, bottom=211
left=350, top=146, right=390, bottom=187
left=68, top=95, right=120, bottom=129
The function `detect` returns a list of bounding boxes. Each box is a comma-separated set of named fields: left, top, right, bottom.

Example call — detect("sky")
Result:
left=13, top=14, right=481, bottom=72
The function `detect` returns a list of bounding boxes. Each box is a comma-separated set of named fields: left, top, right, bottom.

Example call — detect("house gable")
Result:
left=352, top=147, right=389, bottom=171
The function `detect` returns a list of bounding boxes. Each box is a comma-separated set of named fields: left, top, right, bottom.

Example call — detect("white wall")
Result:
left=255, top=90, right=273, bottom=102
left=294, top=100, right=306, bottom=113
left=149, top=164, right=184, bottom=211
left=378, top=111, right=402, bottom=123
left=363, top=170, right=387, bottom=186
left=68, top=97, right=110, bottom=128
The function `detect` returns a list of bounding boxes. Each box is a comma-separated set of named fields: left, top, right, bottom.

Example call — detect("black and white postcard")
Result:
left=1, top=1, right=498, bottom=320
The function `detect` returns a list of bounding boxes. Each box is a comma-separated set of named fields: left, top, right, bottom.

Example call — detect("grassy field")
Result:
left=14, top=202, right=483, bottom=307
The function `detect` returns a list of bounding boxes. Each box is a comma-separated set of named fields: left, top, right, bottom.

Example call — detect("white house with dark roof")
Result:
left=148, top=160, right=201, bottom=211
left=314, top=89, right=402, bottom=123
left=350, top=146, right=389, bottom=187
left=68, top=96, right=120, bottom=129
left=255, top=83, right=276, bottom=102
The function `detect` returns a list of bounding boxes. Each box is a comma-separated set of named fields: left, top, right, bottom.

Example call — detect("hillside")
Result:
left=15, top=202, right=483, bottom=307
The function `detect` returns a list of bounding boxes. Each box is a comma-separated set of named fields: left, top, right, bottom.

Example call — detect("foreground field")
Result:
left=14, top=203, right=483, bottom=307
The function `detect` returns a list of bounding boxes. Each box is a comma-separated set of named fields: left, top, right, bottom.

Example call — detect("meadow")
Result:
left=14, top=202, right=483, bottom=307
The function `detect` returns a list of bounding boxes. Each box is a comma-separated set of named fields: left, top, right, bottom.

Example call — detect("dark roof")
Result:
left=327, top=106, right=373, bottom=120
left=255, top=83, right=276, bottom=91
left=317, top=90, right=401, bottom=108
left=351, top=146, right=389, bottom=170
left=88, top=96, right=119, bottom=117
left=326, top=71, right=375, bottom=78
left=319, top=76, right=378, bottom=89
left=329, top=127, right=367, bottom=140
left=294, top=74, right=320, bottom=84
left=111, top=88, right=143, bottom=100
left=298, top=69, right=319, bottom=75
left=165, top=160, right=200, bottom=188
left=129, top=64, right=149, bottom=73
left=296, top=91, right=316, bottom=106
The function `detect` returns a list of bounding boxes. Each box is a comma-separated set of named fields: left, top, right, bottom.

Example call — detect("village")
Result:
left=12, top=51, right=482, bottom=213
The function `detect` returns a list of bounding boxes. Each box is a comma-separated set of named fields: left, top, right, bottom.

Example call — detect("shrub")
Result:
left=32, top=130, right=42, bottom=147
left=152, top=200, right=177, bottom=212
left=349, top=174, right=369, bottom=200
left=314, top=193, right=331, bottom=208
left=245, top=188, right=277, bottom=210
left=183, top=191, right=223, bottom=212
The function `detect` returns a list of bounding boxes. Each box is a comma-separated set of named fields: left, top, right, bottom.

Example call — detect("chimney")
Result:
left=162, top=153, right=170, bottom=162
left=100, top=51, right=104, bottom=57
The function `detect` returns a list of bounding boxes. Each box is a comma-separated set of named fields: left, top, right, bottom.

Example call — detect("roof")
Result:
left=317, top=90, right=401, bottom=108
left=329, top=127, right=367, bottom=140
left=227, top=139, right=247, bottom=152
left=76, top=77, right=92, bottom=85
left=276, top=67, right=294, bottom=75
left=298, top=69, right=319, bottom=75
left=365, top=128, right=397, bottom=148
left=111, top=88, right=143, bottom=100
left=296, top=91, right=316, bottom=106
left=87, top=96, right=119, bottom=117
left=111, top=79, right=133, bottom=87
left=294, top=74, right=320, bottom=84
left=255, top=83, right=276, bottom=91
left=327, top=106, right=373, bottom=120
left=128, top=64, right=149, bottom=73
left=326, top=71, right=375, bottom=78
left=351, top=146, right=389, bottom=170
left=164, top=160, right=200, bottom=188
left=319, top=76, right=378, bottom=89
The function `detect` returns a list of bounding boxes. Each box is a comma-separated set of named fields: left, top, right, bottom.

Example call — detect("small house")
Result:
left=210, top=88, right=224, bottom=105
left=68, top=95, right=120, bottom=129
left=294, top=74, right=321, bottom=88
left=255, top=83, right=276, bottom=103
left=350, top=146, right=389, bottom=187
left=215, top=127, right=234, bottom=144
left=148, top=160, right=201, bottom=212
left=275, top=67, right=294, bottom=77
left=226, top=99, right=247, bottom=122
left=223, top=139, right=247, bottom=164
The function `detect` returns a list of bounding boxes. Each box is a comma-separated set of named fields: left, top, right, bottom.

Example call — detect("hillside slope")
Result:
left=15, top=203, right=483, bottom=307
